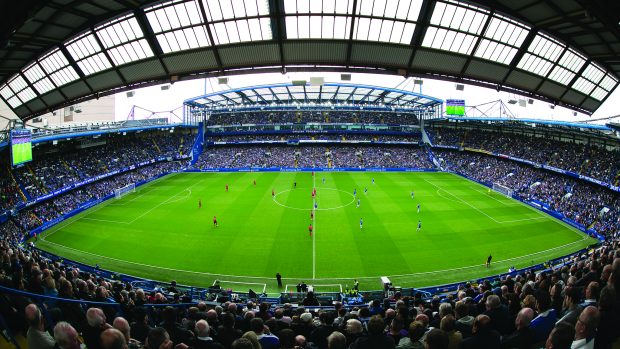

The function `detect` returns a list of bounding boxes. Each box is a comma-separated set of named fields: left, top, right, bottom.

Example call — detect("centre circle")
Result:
left=272, top=187, right=356, bottom=211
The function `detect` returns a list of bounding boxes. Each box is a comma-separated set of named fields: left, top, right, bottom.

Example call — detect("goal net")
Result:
left=115, top=183, right=136, bottom=199
left=492, top=183, right=513, bottom=198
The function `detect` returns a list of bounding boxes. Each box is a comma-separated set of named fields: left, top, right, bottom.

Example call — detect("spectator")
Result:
left=193, top=319, right=225, bottom=349
left=53, top=322, right=81, bottom=349
left=572, top=306, right=599, bottom=349
left=327, top=331, right=347, bottom=349
left=25, top=303, right=55, bottom=349
left=459, top=315, right=500, bottom=349
left=350, top=315, right=395, bottom=349
left=544, top=322, right=574, bottom=349
left=101, top=328, right=129, bottom=349
left=500, top=308, right=535, bottom=349
left=84, top=308, right=112, bottom=349
left=424, top=329, right=449, bottom=349
left=250, top=317, right=279, bottom=349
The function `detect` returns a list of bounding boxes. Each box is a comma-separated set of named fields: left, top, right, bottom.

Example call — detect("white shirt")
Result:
left=571, top=338, right=594, bottom=349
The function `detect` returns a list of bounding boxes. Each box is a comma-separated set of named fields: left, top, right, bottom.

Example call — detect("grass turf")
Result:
left=37, top=172, right=596, bottom=293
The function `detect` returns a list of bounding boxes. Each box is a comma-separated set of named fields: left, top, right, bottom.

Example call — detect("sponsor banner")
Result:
left=463, top=147, right=492, bottom=155
left=431, top=145, right=459, bottom=150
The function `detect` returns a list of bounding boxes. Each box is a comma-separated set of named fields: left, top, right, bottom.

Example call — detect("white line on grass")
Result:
left=471, top=187, right=518, bottom=207
left=37, top=232, right=588, bottom=281
left=215, top=280, right=267, bottom=294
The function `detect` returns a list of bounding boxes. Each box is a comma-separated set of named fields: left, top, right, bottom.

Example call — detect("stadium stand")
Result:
left=0, top=125, right=619, bottom=349
left=428, top=127, right=620, bottom=185
left=207, top=111, right=419, bottom=126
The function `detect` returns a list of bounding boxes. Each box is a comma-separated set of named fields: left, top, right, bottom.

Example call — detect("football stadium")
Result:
left=0, top=1, right=619, bottom=349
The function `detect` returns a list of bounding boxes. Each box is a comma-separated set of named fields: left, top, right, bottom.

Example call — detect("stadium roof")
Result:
left=1, top=0, right=619, bottom=120
left=184, top=82, right=442, bottom=111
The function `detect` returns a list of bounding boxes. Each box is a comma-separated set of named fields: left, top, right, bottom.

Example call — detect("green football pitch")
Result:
left=37, top=171, right=596, bottom=294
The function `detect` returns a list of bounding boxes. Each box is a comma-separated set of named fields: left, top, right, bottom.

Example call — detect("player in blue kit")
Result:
left=417, top=220, right=422, bottom=232
left=359, top=218, right=363, bottom=229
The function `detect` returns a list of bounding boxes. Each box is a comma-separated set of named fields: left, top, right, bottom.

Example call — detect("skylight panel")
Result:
left=6, top=97, right=21, bottom=108
left=430, top=1, right=488, bottom=35
left=581, top=63, right=604, bottom=84
left=547, top=66, right=575, bottom=85
left=65, top=32, right=113, bottom=76
left=558, top=49, right=585, bottom=73
left=572, top=77, right=596, bottom=95
left=17, top=87, right=36, bottom=103
left=22, top=63, right=55, bottom=94
left=423, top=26, right=477, bottom=54
left=39, top=49, right=79, bottom=87
left=203, top=0, right=272, bottom=44
left=590, top=87, right=607, bottom=101
left=474, top=40, right=517, bottom=64
left=0, top=84, right=13, bottom=100
left=95, top=14, right=153, bottom=65
left=517, top=53, right=553, bottom=76
left=8, top=75, right=28, bottom=93
left=145, top=0, right=210, bottom=51
left=528, top=34, right=563, bottom=61
left=599, top=74, right=618, bottom=91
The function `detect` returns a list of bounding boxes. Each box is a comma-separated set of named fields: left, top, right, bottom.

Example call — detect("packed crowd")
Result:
left=0, top=165, right=24, bottom=212
left=435, top=150, right=620, bottom=236
left=193, top=146, right=433, bottom=170
left=0, top=228, right=619, bottom=349
left=429, top=127, right=620, bottom=185
left=12, top=131, right=194, bottom=198
left=207, top=111, right=419, bottom=126
left=3, top=161, right=183, bottom=234
left=207, top=134, right=421, bottom=143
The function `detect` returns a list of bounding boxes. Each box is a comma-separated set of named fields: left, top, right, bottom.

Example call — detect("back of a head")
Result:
left=146, top=327, right=170, bottom=349
left=486, top=295, right=501, bottom=309
left=327, top=331, right=346, bottom=349
left=250, top=317, right=264, bottom=334
left=87, top=308, right=105, bottom=328
left=25, top=304, right=41, bottom=329
left=222, top=312, right=235, bottom=328
left=367, top=315, right=385, bottom=335
left=195, top=319, right=210, bottom=338
left=408, top=321, right=426, bottom=341
left=231, top=338, right=254, bottom=349
left=454, top=301, right=468, bottom=319
left=112, top=317, right=130, bottom=343
left=101, top=328, right=128, bottom=349
left=547, top=322, right=575, bottom=349
left=241, top=331, right=261, bottom=349
left=425, top=329, right=449, bottom=349
left=278, top=329, right=296, bottom=348
left=474, top=315, right=491, bottom=334
left=345, top=319, right=363, bottom=334
left=439, top=303, right=453, bottom=317
left=440, top=315, right=456, bottom=332
left=54, top=321, right=79, bottom=349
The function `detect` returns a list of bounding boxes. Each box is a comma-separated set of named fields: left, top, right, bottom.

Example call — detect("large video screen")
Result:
left=446, top=99, right=465, bottom=116
left=11, top=129, right=33, bottom=167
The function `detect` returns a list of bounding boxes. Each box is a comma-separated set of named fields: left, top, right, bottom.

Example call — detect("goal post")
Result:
left=492, top=182, right=513, bottom=198
left=115, top=183, right=136, bottom=199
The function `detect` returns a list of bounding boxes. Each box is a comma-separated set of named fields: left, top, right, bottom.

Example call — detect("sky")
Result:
left=115, top=71, right=620, bottom=125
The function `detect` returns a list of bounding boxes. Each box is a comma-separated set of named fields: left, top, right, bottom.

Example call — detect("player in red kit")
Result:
left=225, top=184, right=228, bottom=192
left=310, top=210, right=314, bottom=220
left=308, top=224, right=313, bottom=236
left=253, top=179, right=256, bottom=186
left=198, top=199, right=202, bottom=209
left=272, top=189, right=275, bottom=197
left=213, top=216, right=218, bottom=227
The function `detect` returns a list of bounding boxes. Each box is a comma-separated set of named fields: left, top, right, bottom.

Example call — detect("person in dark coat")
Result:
left=459, top=315, right=500, bottom=349
left=350, top=315, right=395, bottom=349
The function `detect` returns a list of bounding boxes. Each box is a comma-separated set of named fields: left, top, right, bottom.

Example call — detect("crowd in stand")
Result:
left=193, top=146, right=433, bottom=170
left=0, top=230, right=619, bottom=349
left=207, top=134, right=420, bottom=143
left=429, top=127, right=620, bottom=185
left=4, top=161, right=183, bottom=235
left=12, top=131, right=194, bottom=198
left=207, top=111, right=419, bottom=126
left=435, top=150, right=620, bottom=237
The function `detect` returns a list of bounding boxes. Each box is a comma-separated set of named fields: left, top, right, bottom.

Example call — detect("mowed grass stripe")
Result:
left=38, top=172, right=596, bottom=292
